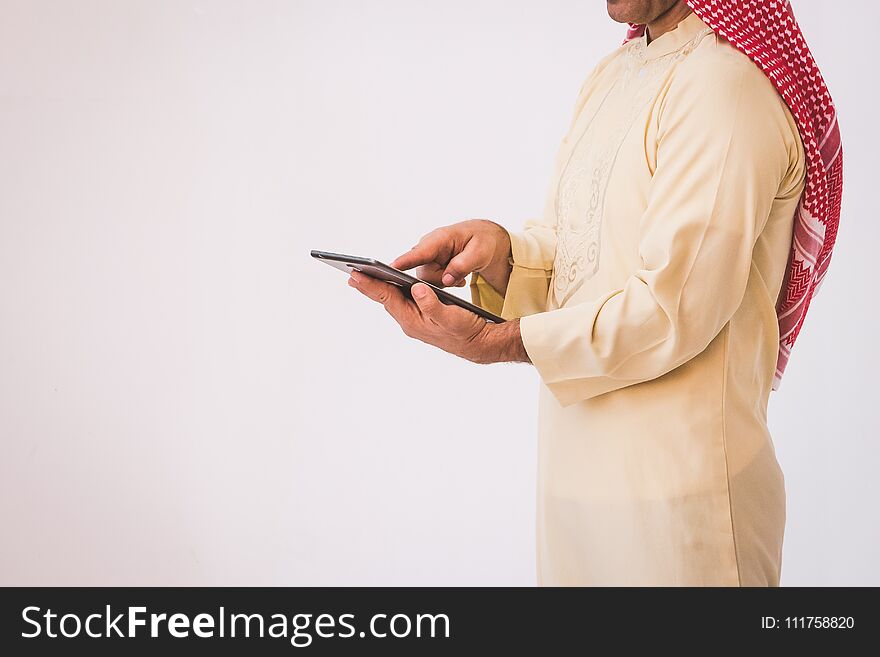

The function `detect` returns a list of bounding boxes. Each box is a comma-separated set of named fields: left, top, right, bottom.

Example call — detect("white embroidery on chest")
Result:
left=551, top=28, right=712, bottom=307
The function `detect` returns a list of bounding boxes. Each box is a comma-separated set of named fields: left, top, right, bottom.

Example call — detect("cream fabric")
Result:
left=471, top=12, right=805, bottom=586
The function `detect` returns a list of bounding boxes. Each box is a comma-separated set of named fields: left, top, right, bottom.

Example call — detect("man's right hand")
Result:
left=390, top=219, right=513, bottom=295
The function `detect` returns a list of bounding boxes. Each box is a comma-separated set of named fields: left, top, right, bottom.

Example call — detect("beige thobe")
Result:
left=472, top=12, right=805, bottom=586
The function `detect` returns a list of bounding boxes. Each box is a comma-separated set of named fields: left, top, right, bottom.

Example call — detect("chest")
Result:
left=548, top=39, right=705, bottom=308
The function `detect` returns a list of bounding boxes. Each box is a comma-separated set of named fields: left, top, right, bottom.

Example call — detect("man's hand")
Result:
left=348, top=271, right=529, bottom=365
left=391, top=219, right=513, bottom=295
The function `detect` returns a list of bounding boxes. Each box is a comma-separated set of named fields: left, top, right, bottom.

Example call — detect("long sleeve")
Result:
left=519, top=54, right=802, bottom=407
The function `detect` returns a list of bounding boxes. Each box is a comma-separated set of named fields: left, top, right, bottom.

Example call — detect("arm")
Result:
left=519, top=57, right=801, bottom=406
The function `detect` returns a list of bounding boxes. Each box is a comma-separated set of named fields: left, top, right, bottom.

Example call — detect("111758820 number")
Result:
left=761, top=616, right=855, bottom=629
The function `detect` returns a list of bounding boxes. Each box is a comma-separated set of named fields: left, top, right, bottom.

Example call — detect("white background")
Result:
left=1, top=0, right=877, bottom=586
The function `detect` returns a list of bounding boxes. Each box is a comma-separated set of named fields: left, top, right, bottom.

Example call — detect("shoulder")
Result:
left=671, top=33, right=779, bottom=106
left=664, top=33, right=805, bottom=190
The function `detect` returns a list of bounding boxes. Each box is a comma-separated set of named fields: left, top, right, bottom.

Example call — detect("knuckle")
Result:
left=420, top=229, right=443, bottom=246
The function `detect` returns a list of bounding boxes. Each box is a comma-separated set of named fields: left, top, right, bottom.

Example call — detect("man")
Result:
left=348, top=0, right=842, bottom=585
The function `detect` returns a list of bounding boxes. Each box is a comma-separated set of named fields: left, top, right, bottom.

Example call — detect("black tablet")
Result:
left=310, top=250, right=505, bottom=324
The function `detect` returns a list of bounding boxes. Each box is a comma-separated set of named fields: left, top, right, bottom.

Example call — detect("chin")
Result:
left=606, top=0, right=649, bottom=25
left=606, top=1, right=629, bottom=24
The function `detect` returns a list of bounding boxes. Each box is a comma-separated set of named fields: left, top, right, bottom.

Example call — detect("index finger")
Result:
left=390, top=231, right=449, bottom=271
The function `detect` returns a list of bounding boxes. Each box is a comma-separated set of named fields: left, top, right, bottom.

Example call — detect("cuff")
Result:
left=469, top=273, right=505, bottom=317
left=519, top=296, right=642, bottom=407
left=519, top=310, right=567, bottom=387
left=508, top=229, right=550, bottom=270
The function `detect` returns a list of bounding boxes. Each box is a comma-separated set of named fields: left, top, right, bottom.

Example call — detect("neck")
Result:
left=646, top=1, right=693, bottom=44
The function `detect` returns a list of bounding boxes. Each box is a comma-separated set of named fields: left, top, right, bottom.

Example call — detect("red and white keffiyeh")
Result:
left=625, top=0, right=842, bottom=390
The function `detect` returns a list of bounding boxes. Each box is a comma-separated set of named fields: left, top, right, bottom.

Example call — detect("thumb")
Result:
left=441, top=250, right=476, bottom=287
left=411, top=283, right=444, bottom=320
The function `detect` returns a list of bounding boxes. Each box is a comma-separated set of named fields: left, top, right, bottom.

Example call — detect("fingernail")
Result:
left=412, top=283, right=427, bottom=298
left=442, top=273, right=455, bottom=286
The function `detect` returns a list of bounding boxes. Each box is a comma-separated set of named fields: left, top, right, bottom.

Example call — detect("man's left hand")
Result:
left=347, top=271, right=529, bottom=365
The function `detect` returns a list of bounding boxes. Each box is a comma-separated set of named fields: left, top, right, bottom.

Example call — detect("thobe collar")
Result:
left=643, top=11, right=710, bottom=60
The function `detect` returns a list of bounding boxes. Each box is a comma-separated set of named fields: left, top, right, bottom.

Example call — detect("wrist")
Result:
left=477, top=222, right=513, bottom=294
left=469, top=318, right=530, bottom=365
left=490, top=222, right=512, bottom=273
